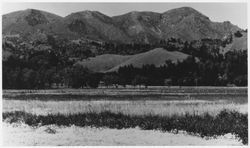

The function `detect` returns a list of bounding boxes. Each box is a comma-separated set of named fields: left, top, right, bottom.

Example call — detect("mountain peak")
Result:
left=26, top=8, right=39, bottom=12
left=173, top=6, right=197, bottom=11
left=128, top=11, right=140, bottom=15
left=165, top=7, right=200, bottom=13
left=66, top=10, right=109, bottom=21
left=163, top=6, right=209, bottom=20
left=69, top=10, right=103, bottom=16
left=24, top=9, right=49, bottom=26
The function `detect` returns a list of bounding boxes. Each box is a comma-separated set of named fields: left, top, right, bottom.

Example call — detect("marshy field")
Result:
left=2, top=87, right=248, bottom=146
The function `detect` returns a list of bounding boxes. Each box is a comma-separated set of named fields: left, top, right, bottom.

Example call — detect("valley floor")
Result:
left=3, top=123, right=242, bottom=146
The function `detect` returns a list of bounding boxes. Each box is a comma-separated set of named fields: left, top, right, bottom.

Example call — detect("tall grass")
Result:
left=3, top=100, right=248, bottom=116
left=3, top=110, right=248, bottom=145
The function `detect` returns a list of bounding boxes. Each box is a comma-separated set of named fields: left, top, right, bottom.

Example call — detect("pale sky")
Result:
left=2, top=2, right=248, bottom=29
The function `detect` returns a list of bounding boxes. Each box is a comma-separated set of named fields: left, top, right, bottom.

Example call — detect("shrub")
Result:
left=234, top=31, right=243, bottom=38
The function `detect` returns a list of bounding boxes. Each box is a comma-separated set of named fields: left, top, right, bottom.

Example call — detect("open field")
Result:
left=2, top=100, right=248, bottom=116
left=2, top=87, right=248, bottom=146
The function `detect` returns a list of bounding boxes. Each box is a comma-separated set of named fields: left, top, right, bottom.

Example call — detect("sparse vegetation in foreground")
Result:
left=3, top=110, right=248, bottom=145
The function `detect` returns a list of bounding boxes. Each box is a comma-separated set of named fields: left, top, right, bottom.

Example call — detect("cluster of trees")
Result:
left=2, top=39, right=106, bottom=89
left=3, top=49, right=68, bottom=89
left=2, top=50, right=103, bottom=89
left=234, top=31, right=243, bottom=38
left=100, top=37, right=185, bottom=55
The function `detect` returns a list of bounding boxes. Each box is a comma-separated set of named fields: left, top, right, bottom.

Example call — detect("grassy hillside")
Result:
left=77, top=48, right=189, bottom=72
left=76, top=54, right=132, bottom=72
left=108, top=48, right=189, bottom=72
left=221, top=32, right=247, bottom=54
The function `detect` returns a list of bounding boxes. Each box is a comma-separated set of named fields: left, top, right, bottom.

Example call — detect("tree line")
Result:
left=3, top=49, right=247, bottom=89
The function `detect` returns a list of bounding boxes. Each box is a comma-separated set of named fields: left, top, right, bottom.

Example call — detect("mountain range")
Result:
left=2, top=7, right=241, bottom=43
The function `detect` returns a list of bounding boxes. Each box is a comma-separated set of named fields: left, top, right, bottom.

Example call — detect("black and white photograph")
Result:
left=1, top=0, right=248, bottom=146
